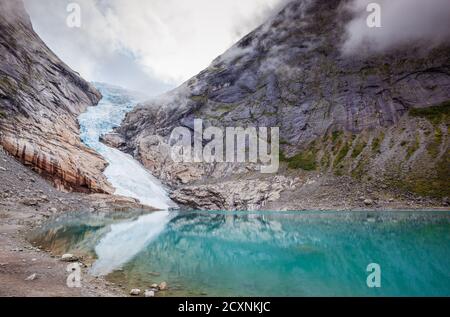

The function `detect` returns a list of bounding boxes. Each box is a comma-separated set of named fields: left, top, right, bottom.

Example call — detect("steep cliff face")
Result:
left=115, top=0, right=450, bottom=209
left=0, top=0, right=113, bottom=193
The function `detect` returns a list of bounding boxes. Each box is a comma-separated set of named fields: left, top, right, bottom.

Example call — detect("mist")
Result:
left=342, top=0, right=450, bottom=55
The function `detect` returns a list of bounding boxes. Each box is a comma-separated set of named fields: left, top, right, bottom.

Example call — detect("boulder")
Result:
left=158, top=282, right=167, bottom=291
left=61, top=254, right=78, bottom=262
left=129, top=289, right=141, bottom=296
left=144, top=290, right=155, bottom=297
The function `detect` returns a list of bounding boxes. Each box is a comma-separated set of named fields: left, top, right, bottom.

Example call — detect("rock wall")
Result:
left=114, top=0, right=450, bottom=209
left=0, top=0, right=113, bottom=193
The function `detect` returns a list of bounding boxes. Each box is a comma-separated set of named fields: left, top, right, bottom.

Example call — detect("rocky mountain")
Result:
left=113, top=0, right=450, bottom=210
left=0, top=0, right=112, bottom=193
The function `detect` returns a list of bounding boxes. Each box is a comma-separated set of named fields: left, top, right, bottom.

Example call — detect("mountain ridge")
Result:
left=0, top=0, right=113, bottom=193
left=113, top=0, right=450, bottom=210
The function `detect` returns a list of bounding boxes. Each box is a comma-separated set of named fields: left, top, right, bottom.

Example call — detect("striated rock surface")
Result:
left=0, top=0, right=112, bottom=193
left=170, top=175, right=299, bottom=211
left=115, top=0, right=450, bottom=209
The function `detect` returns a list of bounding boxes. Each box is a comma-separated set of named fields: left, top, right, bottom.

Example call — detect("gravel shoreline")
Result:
left=0, top=147, right=154, bottom=297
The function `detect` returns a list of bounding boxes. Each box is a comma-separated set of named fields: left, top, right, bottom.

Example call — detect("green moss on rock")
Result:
left=409, top=100, right=450, bottom=125
left=371, top=132, right=385, bottom=153
left=402, top=155, right=450, bottom=198
left=334, top=142, right=350, bottom=167
left=351, top=139, right=367, bottom=158
left=284, top=147, right=317, bottom=171
left=406, top=134, right=420, bottom=159
left=426, top=128, right=443, bottom=158
left=351, top=159, right=366, bottom=179
left=331, top=131, right=343, bottom=144
left=320, top=152, right=330, bottom=169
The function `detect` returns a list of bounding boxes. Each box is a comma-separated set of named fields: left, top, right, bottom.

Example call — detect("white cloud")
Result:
left=342, top=0, right=450, bottom=54
left=24, top=0, right=287, bottom=94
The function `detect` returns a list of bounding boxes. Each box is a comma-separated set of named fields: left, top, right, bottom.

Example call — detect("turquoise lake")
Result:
left=29, top=210, right=450, bottom=296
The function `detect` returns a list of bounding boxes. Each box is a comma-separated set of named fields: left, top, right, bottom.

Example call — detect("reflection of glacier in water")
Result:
left=78, top=83, right=174, bottom=210
left=90, top=211, right=175, bottom=276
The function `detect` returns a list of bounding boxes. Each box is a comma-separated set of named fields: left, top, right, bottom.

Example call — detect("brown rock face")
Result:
left=0, top=0, right=113, bottom=193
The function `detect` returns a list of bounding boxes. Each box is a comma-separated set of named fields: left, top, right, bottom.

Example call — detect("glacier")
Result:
left=78, top=83, right=174, bottom=210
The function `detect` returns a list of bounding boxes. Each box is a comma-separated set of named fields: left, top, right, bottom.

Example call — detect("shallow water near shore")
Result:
left=29, top=210, right=450, bottom=296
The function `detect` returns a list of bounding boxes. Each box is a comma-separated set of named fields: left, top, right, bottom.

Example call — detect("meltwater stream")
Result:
left=77, top=83, right=175, bottom=275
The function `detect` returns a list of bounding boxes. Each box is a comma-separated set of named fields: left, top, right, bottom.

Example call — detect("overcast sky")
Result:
left=23, top=0, right=287, bottom=95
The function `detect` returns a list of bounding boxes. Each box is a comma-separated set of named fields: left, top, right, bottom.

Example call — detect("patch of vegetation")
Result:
left=279, top=151, right=288, bottom=162
left=332, top=139, right=342, bottom=154
left=409, top=100, right=450, bottom=125
left=351, top=139, right=367, bottom=158
left=331, top=131, right=346, bottom=155
left=320, top=152, right=330, bottom=169
left=400, top=140, right=408, bottom=147
left=331, top=131, right=343, bottom=144
left=334, top=142, right=351, bottom=167
left=216, top=104, right=235, bottom=112
left=400, top=155, right=450, bottom=198
left=284, top=148, right=317, bottom=171
left=334, top=165, right=344, bottom=176
left=426, top=128, right=443, bottom=158
left=406, top=134, right=420, bottom=159
left=351, top=159, right=367, bottom=180
left=371, top=132, right=385, bottom=153
left=190, top=95, right=208, bottom=104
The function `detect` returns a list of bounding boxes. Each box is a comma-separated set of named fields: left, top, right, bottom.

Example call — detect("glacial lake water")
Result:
left=29, top=210, right=450, bottom=296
